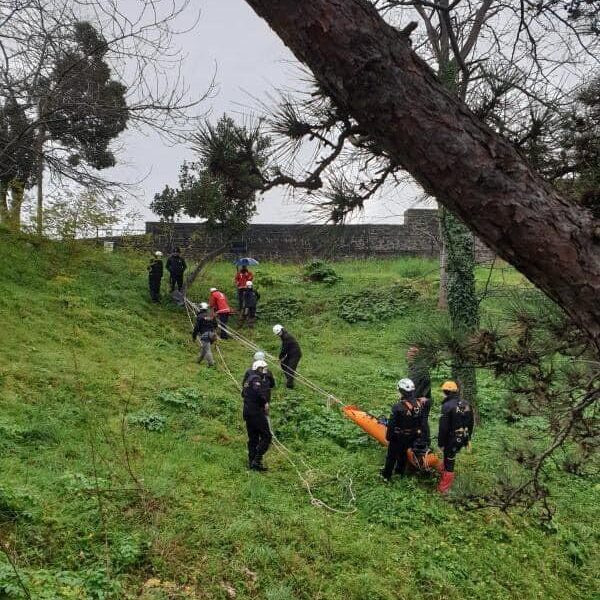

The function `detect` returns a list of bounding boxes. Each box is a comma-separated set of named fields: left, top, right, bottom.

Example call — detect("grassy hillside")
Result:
left=0, top=230, right=597, bottom=599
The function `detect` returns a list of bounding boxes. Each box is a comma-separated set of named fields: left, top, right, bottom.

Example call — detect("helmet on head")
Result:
left=273, top=324, right=283, bottom=336
left=253, top=351, right=265, bottom=361
left=246, top=281, right=253, bottom=288
left=252, top=360, right=268, bottom=372
left=441, top=380, right=459, bottom=393
left=209, top=287, right=218, bottom=293
left=397, top=378, right=416, bottom=393
left=198, top=302, right=209, bottom=311
left=154, top=251, right=163, bottom=257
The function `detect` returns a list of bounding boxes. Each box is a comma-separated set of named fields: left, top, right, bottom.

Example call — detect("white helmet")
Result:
left=198, top=302, right=209, bottom=311
left=252, top=359, right=268, bottom=371
left=246, top=280, right=253, bottom=288
left=397, top=378, right=416, bottom=393
left=154, top=251, right=163, bottom=257
left=273, top=324, right=283, bottom=335
left=209, top=287, right=217, bottom=293
left=253, top=351, right=265, bottom=361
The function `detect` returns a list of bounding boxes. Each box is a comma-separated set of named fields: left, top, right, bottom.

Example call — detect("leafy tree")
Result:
left=151, top=115, right=271, bottom=289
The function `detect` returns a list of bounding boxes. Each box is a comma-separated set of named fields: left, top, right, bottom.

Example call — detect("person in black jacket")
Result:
left=240, top=281, right=260, bottom=328
left=407, top=346, right=432, bottom=444
left=192, top=303, right=217, bottom=366
left=242, top=351, right=275, bottom=400
left=437, top=380, right=474, bottom=494
left=148, top=251, right=164, bottom=303
left=273, top=324, right=302, bottom=389
left=166, top=247, right=187, bottom=293
left=242, top=360, right=272, bottom=471
left=380, top=378, right=431, bottom=481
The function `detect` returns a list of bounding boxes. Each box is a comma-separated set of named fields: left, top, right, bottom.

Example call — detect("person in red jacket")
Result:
left=208, top=287, right=232, bottom=339
left=234, top=266, right=254, bottom=309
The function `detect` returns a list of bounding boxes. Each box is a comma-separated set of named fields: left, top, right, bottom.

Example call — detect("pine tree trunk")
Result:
left=243, top=0, right=600, bottom=347
left=0, top=182, right=8, bottom=227
left=36, top=106, right=45, bottom=236
left=437, top=213, right=448, bottom=309
left=8, top=181, right=24, bottom=231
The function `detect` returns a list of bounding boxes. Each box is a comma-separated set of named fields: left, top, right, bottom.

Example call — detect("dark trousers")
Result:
left=169, top=272, right=184, bottom=292
left=382, top=433, right=418, bottom=479
left=217, top=313, right=229, bottom=339
left=237, top=288, right=245, bottom=309
left=149, top=277, right=161, bottom=302
left=245, top=413, right=272, bottom=464
left=281, top=355, right=300, bottom=389
left=240, top=306, right=256, bottom=327
left=443, top=437, right=467, bottom=472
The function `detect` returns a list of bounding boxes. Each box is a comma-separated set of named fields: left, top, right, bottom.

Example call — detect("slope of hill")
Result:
left=0, top=230, right=597, bottom=599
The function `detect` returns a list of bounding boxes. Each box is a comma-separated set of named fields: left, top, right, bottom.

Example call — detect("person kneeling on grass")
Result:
left=242, top=360, right=272, bottom=471
left=192, top=303, right=217, bottom=367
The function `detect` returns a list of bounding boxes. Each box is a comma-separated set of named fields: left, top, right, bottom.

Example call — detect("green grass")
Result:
left=0, top=229, right=597, bottom=599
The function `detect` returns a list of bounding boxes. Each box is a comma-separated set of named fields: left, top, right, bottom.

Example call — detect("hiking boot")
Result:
left=250, top=460, right=268, bottom=472
left=379, top=469, right=391, bottom=483
left=437, top=471, right=455, bottom=494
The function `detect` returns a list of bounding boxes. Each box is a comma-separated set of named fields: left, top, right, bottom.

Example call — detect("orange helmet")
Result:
left=441, top=380, right=459, bottom=393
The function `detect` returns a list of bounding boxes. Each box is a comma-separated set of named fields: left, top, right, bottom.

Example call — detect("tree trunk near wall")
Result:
left=243, top=0, right=600, bottom=348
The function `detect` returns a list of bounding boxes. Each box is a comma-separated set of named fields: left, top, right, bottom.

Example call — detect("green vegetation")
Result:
left=0, top=229, right=597, bottom=599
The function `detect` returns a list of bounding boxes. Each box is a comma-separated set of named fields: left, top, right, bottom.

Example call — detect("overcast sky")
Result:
left=108, top=0, right=426, bottom=227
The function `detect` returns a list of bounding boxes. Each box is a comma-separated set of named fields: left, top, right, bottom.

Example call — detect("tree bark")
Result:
left=244, top=0, right=600, bottom=346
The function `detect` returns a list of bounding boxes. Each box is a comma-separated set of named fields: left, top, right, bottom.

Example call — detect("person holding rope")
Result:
left=192, top=302, right=218, bottom=367
left=209, top=287, right=233, bottom=339
left=242, top=359, right=272, bottom=471
left=242, top=351, right=275, bottom=399
left=273, top=324, right=302, bottom=389
left=380, top=378, right=430, bottom=482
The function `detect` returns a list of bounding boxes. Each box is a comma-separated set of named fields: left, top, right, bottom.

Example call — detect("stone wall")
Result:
left=143, top=209, right=494, bottom=263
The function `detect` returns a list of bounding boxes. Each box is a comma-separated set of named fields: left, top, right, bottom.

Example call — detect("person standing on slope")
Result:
left=148, top=251, right=164, bottom=303
left=273, top=324, right=302, bottom=389
left=437, top=381, right=474, bottom=494
left=166, top=247, right=187, bottom=293
left=380, top=378, right=430, bottom=482
left=242, top=351, right=275, bottom=401
left=242, top=359, right=272, bottom=471
left=406, top=345, right=432, bottom=444
left=191, top=302, right=217, bottom=367
left=234, top=265, right=254, bottom=309
left=240, top=281, right=260, bottom=328
left=208, top=287, right=232, bottom=339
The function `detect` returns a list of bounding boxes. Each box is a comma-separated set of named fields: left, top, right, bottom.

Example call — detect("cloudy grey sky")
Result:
left=109, top=0, right=424, bottom=226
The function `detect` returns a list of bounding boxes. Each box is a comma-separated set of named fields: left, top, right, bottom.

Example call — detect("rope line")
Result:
left=214, top=343, right=356, bottom=515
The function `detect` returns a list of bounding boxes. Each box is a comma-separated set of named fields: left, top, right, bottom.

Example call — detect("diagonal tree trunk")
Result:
left=243, top=0, right=600, bottom=347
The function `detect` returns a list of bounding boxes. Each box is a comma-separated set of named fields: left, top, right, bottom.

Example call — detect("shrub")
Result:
left=338, top=283, right=419, bottom=323
left=303, top=260, right=341, bottom=284
left=0, top=486, right=34, bottom=523
left=158, top=387, right=202, bottom=411
left=127, top=412, right=166, bottom=432
left=258, top=297, right=302, bottom=322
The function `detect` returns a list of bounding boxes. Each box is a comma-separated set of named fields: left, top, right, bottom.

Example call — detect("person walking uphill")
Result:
left=192, top=303, right=217, bottom=367
left=166, top=247, right=187, bottom=293
left=273, top=324, right=302, bottom=389
left=242, top=360, right=272, bottom=471
left=148, top=251, right=164, bottom=303
left=208, top=287, right=232, bottom=339
left=234, top=265, right=254, bottom=309
left=380, top=378, right=430, bottom=482
left=437, top=381, right=474, bottom=494
left=240, top=281, right=260, bottom=328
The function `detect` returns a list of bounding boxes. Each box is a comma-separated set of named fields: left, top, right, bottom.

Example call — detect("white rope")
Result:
left=214, top=343, right=356, bottom=515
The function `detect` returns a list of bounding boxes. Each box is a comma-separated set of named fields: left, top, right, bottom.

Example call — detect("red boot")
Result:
left=437, top=471, right=455, bottom=494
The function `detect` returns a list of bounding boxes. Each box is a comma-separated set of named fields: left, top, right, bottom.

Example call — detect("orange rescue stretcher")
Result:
left=342, top=405, right=441, bottom=472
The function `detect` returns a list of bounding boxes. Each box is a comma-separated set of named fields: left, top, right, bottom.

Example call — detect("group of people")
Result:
left=150, top=249, right=473, bottom=494
left=147, top=248, right=187, bottom=303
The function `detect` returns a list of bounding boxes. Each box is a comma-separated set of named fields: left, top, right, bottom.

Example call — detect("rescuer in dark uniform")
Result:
left=148, top=251, right=164, bottom=303
left=242, top=360, right=272, bottom=471
left=242, top=351, right=275, bottom=400
left=437, top=380, right=474, bottom=494
left=191, top=302, right=217, bottom=367
left=381, top=378, right=431, bottom=481
left=240, top=281, right=260, bottom=328
left=273, top=324, right=302, bottom=389
left=166, top=247, right=187, bottom=292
